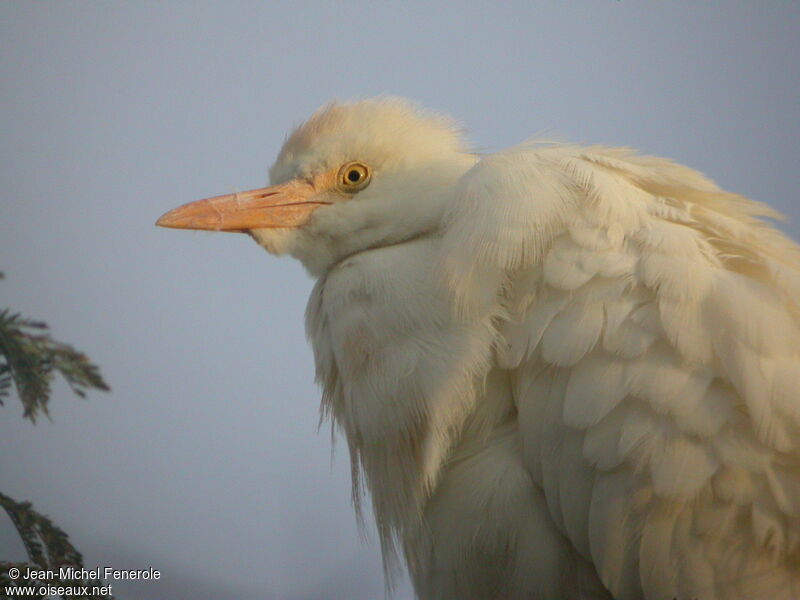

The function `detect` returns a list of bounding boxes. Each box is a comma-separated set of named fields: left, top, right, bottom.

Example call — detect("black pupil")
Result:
left=347, top=170, right=361, bottom=183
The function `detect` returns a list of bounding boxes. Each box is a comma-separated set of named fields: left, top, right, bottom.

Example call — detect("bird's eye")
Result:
left=338, top=162, right=371, bottom=192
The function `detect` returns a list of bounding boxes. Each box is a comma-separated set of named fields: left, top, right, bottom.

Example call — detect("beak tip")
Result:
left=156, top=209, right=187, bottom=229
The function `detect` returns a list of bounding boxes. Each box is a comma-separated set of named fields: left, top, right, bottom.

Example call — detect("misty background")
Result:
left=1, top=2, right=798, bottom=599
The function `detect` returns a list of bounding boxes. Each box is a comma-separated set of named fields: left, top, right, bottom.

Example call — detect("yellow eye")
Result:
left=338, top=162, right=371, bottom=191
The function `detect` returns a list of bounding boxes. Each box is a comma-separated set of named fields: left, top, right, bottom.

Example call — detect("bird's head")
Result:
left=157, top=98, right=476, bottom=275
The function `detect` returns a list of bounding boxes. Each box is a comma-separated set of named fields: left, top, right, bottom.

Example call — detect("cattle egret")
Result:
left=157, top=98, right=800, bottom=599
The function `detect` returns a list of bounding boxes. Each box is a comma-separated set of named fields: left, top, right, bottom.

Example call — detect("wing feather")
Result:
left=563, top=354, right=627, bottom=428
left=588, top=469, right=644, bottom=600
left=440, top=142, right=800, bottom=598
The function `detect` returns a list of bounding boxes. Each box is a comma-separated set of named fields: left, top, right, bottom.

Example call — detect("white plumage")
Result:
left=158, top=98, right=800, bottom=599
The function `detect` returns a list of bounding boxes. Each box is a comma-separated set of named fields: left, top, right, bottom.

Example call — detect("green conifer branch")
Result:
left=0, top=273, right=109, bottom=422
left=0, top=493, right=113, bottom=599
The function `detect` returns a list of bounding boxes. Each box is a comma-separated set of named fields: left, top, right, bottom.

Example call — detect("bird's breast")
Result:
left=308, top=235, right=501, bottom=528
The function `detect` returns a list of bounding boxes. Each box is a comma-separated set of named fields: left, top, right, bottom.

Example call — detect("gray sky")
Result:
left=1, top=2, right=798, bottom=599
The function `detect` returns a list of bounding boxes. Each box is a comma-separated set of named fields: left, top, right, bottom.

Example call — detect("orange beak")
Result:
left=155, top=178, right=330, bottom=232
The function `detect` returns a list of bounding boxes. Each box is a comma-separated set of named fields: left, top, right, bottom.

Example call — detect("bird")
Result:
left=157, top=98, right=800, bottom=599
